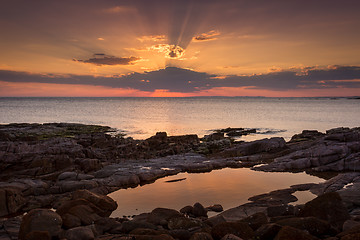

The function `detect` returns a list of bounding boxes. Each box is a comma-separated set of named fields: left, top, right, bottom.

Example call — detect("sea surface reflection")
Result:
left=109, top=168, right=324, bottom=217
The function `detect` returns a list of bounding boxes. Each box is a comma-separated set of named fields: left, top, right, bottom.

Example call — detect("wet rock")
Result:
left=276, top=217, right=331, bottom=237
left=206, top=204, right=224, bottom=213
left=193, top=202, right=208, bottom=218
left=274, top=226, right=319, bottom=240
left=65, top=226, right=95, bottom=240
left=211, top=222, right=254, bottom=240
left=254, top=223, right=282, bottom=240
left=227, top=129, right=256, bottom=137
left=299, top=192, right=350, bottom=231
left=19, top=209, right=62, bottom=240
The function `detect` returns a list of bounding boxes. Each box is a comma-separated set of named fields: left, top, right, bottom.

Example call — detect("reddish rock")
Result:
left=19, top=209, right=62, bottom=240
left=72, top=189, right=117, bottom=217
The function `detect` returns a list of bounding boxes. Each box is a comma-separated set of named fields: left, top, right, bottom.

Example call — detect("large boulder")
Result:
left=299, top=192, right=350, bottom=231
left=147, top=208, right=183, bottom=225
left=72, top=189, right=118, bottom=217
left=19, top=209, right=62, bottom=240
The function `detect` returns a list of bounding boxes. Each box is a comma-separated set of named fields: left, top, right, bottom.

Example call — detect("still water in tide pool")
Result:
left=1, top=97, right=360, bottom=140
left=109, top=168, right=324, bottom=217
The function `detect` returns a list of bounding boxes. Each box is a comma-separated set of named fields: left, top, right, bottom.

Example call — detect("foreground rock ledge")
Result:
left=0, top=123, right=359, bottom=239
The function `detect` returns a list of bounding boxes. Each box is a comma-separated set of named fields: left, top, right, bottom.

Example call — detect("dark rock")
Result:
left=190, top=232, right=214, bottom=240
left=147, top=208, right=183, bottom=225
left=240, top=212, right=268, bottom=230
left=168, top=216, right=201, bottom=230
left=290, top=130, right=324, bottom=142
left=0, top=187, right=26, bottom=217
left=267, top=205, right=295, bottom=217
left=66, top=204, right=102, bottom=225
left=220, top=234, right=243, bottom=240
left=254, top=223, right=282, bottom=240
left=93, top=217, right=122, bottom=235
left=337, top=224, right=360, bottom=238
left=65, top=226, right=95, bottom=240
left=193, top=202, right=208, bottom=218
left=223, top=137, right=286, bottom=157
left=202, top=132, right=225, bottom=141
left=19, top=209, right=62, bottom=240
left=340, top=233, right=360, bottom=240
left=72, top=189, right=118, bottom=217
left=130, top=228, right=167, bottom=235
left=299, top=192, right=350, bottom=231
left=25, top=231, right=51, bottom=240
left=119, top=220, right=157, bottom=233
left=62, top=213, right=81, bottom=229
left=206, top=204, right=224, bottom=213
left=227, top=129, right=256, bottom=137
left=211, top=222, right=254, bottom=240
left=128, top=234, right=175, bottom=240
left=276, top=217, right=332, bottom=237
left=205, top=215, right=227, bottom=227
left=169, top=229, right=192, bottom=240
left=343, top=220, right=360, bottom=232
left=180, top=205, right=194, bottom=215
left=274, top=226, right=319, bottom=240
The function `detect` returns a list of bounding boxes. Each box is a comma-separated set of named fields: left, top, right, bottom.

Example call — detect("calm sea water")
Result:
left=0, top=97, right=359, bottom=140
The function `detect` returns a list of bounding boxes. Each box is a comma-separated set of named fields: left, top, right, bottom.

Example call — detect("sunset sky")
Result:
left=1, top=0, right=360, bottom=97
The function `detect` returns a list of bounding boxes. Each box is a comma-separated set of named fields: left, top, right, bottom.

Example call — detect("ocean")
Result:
left=1, top=97, right=359, bottom=140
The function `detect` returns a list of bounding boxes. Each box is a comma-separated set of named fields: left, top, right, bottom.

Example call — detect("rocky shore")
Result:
left=0, top=123, right=359, bottom=239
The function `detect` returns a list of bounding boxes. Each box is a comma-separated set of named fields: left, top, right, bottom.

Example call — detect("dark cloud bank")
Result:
left=74, top=54, right=140, bottom=66
left=1, top=66, right=360, bottom=93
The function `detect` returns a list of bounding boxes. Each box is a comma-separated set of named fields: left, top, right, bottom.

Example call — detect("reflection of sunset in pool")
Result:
left=109, top=168, right=324, bottom=217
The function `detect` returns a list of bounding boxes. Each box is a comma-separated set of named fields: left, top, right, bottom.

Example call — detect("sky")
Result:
left=1, top=0, right=360, bottom=97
